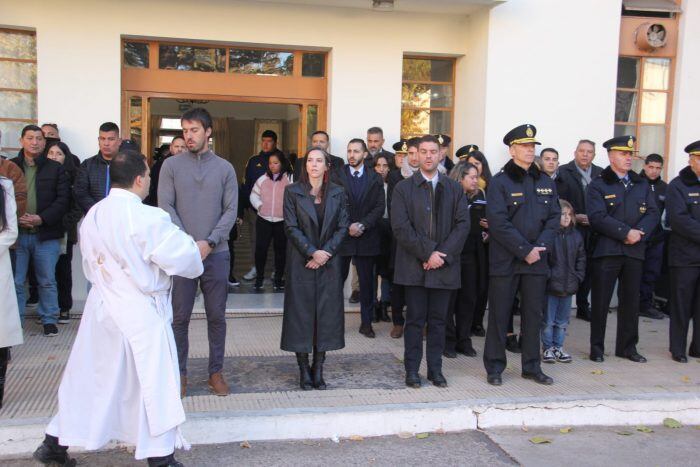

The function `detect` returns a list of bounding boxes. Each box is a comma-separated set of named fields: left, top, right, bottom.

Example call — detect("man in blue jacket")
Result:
left=586, top=136, right=660, bottom=363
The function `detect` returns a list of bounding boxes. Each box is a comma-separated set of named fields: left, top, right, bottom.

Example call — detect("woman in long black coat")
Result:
left=281, top=147, right=349, bottom=390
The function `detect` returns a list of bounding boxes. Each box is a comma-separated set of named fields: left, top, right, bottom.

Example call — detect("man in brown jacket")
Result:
left=0, top=157, right=27, bottom=217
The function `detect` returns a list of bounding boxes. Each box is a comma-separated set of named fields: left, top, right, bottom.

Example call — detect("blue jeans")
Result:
left=14, top=233, right=60, bottom=324
left=541, top=295, right=572, bottom=349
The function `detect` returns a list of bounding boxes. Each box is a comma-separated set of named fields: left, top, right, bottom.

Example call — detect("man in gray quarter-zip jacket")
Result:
left=158, top=108, right=238, bottom=397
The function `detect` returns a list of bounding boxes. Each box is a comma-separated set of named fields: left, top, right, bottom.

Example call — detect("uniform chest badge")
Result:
left=536, top=188, right=552, bottom=195
left=639, top=204, right=647, bottom=214
left=689, top=193, right=700, bottom=197
left=604, top=194, right=616, bottom=199
left=256, top=163, right=262, bottom=168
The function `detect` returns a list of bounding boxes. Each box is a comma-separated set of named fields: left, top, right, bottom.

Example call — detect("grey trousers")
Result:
left=172, top=251, right=229, bottom=376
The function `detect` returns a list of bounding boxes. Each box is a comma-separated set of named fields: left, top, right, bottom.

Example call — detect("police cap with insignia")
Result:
left=392, top=139, right=409, bottom=153
left=503, top=124, right=541, bottom=146
left=434, top=134, right=451, bottom=147
left=602, top=135, right=638, bottom=153
left=684, top=140, right=700, bottom=156
left=455, top=144, right=480, bottom=159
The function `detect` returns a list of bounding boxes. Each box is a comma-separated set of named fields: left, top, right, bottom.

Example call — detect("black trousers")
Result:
left=342, top=255, right=375, bottom=326
left=254, top=217, right=286, bottom=282
left=640, top=241, right=664, bottom=312
left=669, top=267, right=700, bottom=357
left=391, top=283, right=405, bottom=325
left=404, top=286, right=452, bottom=373
left=55, top=242, right=74, bottom=311
left=590, top=256, right=642, bottom=358
left=483, top=274, right=547, bottom=375
left=446, top=258, right=478, bottom=351
left=471, top=246, right=489, bottom=331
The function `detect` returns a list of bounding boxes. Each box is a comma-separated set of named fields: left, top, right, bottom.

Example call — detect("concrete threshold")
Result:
left=2, top=393, right=700, bottom=458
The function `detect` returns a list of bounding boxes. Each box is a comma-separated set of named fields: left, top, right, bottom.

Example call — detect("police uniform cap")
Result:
left=433, top=134, right=451, bottom=147
left=602, top=135, right=638, bottom=153
left=392, top=139, right=409, bottom=153
left=503, top=124, right=541, bottom=146
left=455, top=144, right=480, bottom=159
left=684, top=140, right=700, bottom=156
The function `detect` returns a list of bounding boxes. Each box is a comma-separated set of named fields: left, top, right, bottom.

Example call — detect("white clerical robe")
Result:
left=47, top=188, right=203, bottom=460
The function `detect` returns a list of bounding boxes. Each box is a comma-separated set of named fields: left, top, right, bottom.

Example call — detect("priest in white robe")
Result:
left=33, top=151, right=203, bottom=467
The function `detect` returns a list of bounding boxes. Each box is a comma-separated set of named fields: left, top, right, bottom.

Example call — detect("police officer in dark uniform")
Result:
left=666, top=140, right=700, bottom=362
left=639, top=153, right=667, bottom=319
left=435, top=134, right=455, bottom=174
left=586, top=135, right=660, bottom=363
left=483, top=124, right=560, bottom=386
left=456, top=145, right=479, bottom=161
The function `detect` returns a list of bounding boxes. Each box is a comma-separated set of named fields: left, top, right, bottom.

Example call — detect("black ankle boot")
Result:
left=295, top=353, right=313, bottom=390
left=312, top=350, right=326, bottom=390
left=0, top=347, right=8, bottom=409
left=33, top=434, right=76, bottom=466
left=148, top=452, right=184, bottom=467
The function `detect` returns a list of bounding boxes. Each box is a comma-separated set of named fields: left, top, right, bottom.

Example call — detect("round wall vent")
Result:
left=635, top=23, right=668, bottom=52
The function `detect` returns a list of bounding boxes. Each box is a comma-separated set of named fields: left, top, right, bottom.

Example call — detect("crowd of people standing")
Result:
left=1, top=108, right=700, bottom=466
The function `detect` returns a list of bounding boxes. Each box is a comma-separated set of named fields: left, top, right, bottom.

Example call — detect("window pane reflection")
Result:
left=402, top=84, right=453, bottom=108
left=614, top=124, right=636, bottom=138
left=642, top=58, right=670, bottom=90
left=402, top=58, right=453, bottom=82
left=159, top=45, right=226, bottom=72
left=640, top=92, right=667, bottom=124
left=302, top=53, right=325, bottom=77
left=639, top=125, right=665, bottom=157
left=0, top=91, right=36, bottom=119
left=0, top=61, right=37, bottom=89
left=615, top=91, right=638, bottom=122
left=124, top=42, right=149, bottom=68
left=0, top=31, right=36, bottom=60
left=401, top=109, right=451, bottom=138
left=129, top=97, right=143, bottom=149
left=617, top=57, right=640, bottom=89
left=306, top=105, right=318, bottom=141
left=229, top=49, right=293, bottom=75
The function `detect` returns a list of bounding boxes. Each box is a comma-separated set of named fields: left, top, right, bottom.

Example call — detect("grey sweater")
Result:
left=158, top=150, right=238, bottom=253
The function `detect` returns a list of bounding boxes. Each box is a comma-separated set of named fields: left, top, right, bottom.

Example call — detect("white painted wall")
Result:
left=481, top=0, right=623, bottom=171
left=669, top=0, right=700, bottom=178
left=1, top=0, right=473, bottom=160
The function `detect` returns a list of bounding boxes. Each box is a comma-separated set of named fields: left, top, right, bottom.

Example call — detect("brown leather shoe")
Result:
left=390, top=324, right=403, bottom=339
left=208, top=372, right=230, bottom=396
left=180, top=375, right=187, bottom=399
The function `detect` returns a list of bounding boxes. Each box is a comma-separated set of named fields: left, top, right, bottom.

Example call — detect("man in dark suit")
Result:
left=294, top=130, right=343, bottom=181
left=338, top=138, right=385, bottom=338
left=366, top=127, right=394, bottom=169
left=556, top=139, right=604, bottom=321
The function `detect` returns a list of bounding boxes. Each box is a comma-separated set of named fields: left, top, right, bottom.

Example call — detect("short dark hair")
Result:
left=540, top=147, right=559, bottom=157
left=171, top=135, right=185, bottom=144
left=261, top=129, right=278, bottom=142
left=367, top=127, right=384, bottom=137
left=407, top=137, right=421, bottom=150
left=645, top=153, right=664, bottom=165
left=181, top=107, right=213, bottom=131
left=41, top=123, right=59, bottom=131
left=418, top=135, right=440, bottom=148
left=348, top=138, right=369, bottom=153
left=99, top=122, right=120, bottom=134
left=110, top=151, right=147, bottom=188
left=21, top=124, right=43, bottom=138
left=310, top=130, right=329, bottom=141
left=577, top=139, right=596, bottom=150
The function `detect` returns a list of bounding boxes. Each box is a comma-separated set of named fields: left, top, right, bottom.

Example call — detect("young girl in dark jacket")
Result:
left=542, top=199, right=586, bottom=363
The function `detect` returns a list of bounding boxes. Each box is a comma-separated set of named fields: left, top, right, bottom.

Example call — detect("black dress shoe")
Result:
left=443, top=348, right=457, bottom=358
left=688, top=350, right=700, bottom=358
left=522, top=371, right=554, bottom=385
left=359, top=324, right=375, bottom=338
left=618, top=352, right=647, bottom=363
left=487, top=374, right=502, bottom=386
left=639, top=308, right=665, bottom=320
left=33, top=435, right=76, bottom=466
left=672, top=355, right=688, bottom=363
left=456, top=346, right=477, bottom=357
left=427, top=371, right=447, bottom=388
left=589, top=354, right=604, bottom=362
left=405, top=372, right=421, bottom=388
left=471, top=325, right=486, bottom=337
left=505, top=334, right=521, bottom=353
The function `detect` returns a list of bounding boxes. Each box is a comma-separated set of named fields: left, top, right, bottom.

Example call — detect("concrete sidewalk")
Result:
left=1, top=303, right=699, bottom=457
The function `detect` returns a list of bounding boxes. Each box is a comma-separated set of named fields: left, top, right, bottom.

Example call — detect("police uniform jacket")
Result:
left=666, top=166, right=700, bottom=268
left=586, top=166, right=660, bottom=260
left=486, top=160, right=560, bottom=277
left=391, top=170, right=469, bottom=289
left=639, top=170, right=667, bottom=244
